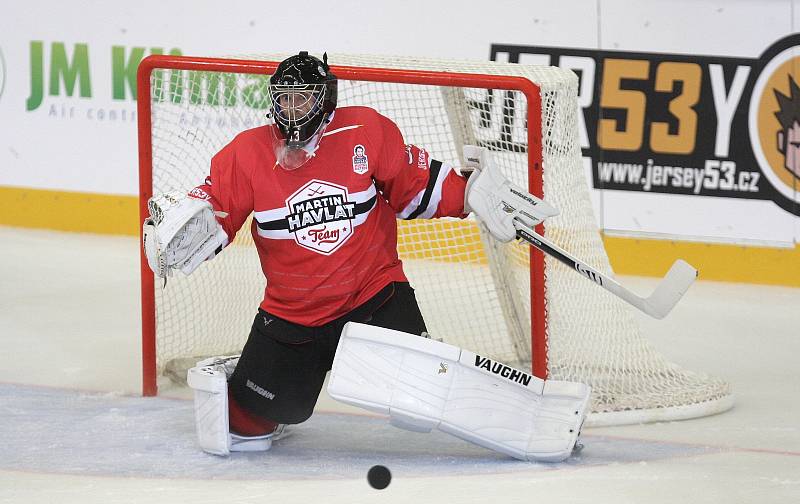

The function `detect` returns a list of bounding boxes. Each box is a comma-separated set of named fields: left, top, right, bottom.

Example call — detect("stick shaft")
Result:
left=514, top=222, right=693, bottom=319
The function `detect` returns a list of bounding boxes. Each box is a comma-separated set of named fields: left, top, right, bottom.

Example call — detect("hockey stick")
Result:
left=514, top=220, right=697, bottom=319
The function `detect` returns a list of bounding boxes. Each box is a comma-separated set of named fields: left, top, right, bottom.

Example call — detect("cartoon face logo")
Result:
left=749, top=44, right=800, bottom=204
left=773, top=77, right=800, bottom=179
left=352, top=144, right=368, bottom=174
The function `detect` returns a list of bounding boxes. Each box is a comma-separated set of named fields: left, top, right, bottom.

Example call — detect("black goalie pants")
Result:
left=228, top=282, right=428, bottom=424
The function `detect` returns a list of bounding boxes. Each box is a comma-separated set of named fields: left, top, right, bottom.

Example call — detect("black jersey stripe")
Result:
left=405, top=159, right=442, bottom=220
left=354, top=194, right=378, bottom=215
left=257, top=218, right=288, bottom=231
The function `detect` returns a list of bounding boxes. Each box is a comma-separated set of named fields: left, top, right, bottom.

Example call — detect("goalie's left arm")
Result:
left=461, top=145, right=558, bottom=242
left=462, top=146, right=697, bottom=319
left=368, top=111, right=468, bottom=220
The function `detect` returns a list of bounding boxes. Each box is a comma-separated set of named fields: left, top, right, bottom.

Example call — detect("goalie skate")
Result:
left=187, top=356, right=286, bottom=455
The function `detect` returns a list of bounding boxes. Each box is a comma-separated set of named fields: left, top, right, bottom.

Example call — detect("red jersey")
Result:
left=191, top=106, right=467, bottom=326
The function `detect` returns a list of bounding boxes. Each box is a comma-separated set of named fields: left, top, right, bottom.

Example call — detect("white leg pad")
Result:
left=328, top=323, right=591, bottom=462
left=187, top=358, right=273, bottom=456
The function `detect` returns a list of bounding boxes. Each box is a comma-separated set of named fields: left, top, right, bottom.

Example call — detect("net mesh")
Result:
left=144, top=54, right=732, bottom=425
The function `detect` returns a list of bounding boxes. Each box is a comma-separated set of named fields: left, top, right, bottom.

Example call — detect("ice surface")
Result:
left=0, top=384, right=720, bottom=480
left=1, top=227, right=799, bottom=503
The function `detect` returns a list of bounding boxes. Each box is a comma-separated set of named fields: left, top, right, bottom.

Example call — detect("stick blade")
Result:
left=645, top=259, right=698, bottom=319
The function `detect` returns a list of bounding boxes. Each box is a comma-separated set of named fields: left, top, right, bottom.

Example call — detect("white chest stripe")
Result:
left=323, top=124, right=363, bottom=137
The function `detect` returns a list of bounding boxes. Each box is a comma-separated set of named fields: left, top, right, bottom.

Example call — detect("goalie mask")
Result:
left=269, top=51, right=338, bottom=170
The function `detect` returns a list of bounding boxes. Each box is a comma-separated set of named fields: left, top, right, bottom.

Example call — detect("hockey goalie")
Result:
left=142, top=51, right=611, bottom=462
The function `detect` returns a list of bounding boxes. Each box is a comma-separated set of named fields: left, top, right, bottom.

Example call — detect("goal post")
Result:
left=137, top=53, right=733, bottom=426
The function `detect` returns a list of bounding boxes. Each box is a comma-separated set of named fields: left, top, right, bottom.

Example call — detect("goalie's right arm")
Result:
left=143, top=191, right=229, bottom=278
left=144, top=139, right=255, bottom=278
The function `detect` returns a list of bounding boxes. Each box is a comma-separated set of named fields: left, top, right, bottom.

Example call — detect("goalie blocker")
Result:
left=328, top=322, right=591, bottom=462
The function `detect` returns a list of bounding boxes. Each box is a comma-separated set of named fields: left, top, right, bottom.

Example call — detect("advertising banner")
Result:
left=0, top=1, right=797, bottom=263
left=491, top=35, right=800, bottom=245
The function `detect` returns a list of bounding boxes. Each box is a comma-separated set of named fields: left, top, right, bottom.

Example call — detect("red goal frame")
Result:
left=136, top=55, right=547, bottom=396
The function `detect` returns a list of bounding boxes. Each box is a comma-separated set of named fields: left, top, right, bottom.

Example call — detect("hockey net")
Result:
left=138, top=54, right=733, bottom=426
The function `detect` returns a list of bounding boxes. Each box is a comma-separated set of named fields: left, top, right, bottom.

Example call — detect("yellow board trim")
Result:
left=0, top=186, right=140, bottom=236
left=1, top=186, right=797, bottom=287
left=602, top=235, right=800, bottom=287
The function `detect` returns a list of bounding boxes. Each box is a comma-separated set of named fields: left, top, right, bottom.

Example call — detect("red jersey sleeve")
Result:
left=188, top=139, right=254, bottom=243
left=371, top=113, right=467, bottom=220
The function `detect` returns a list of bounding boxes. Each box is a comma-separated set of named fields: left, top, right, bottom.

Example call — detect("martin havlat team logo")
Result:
left=286, top=180, right=356, bottom=255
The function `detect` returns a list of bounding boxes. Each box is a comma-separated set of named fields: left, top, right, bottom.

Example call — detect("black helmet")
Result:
left=269, top=51, right=338, bottom=148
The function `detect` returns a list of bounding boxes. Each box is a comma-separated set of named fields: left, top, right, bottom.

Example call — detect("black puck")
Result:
left=367, top=465, right=391, bottom=489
